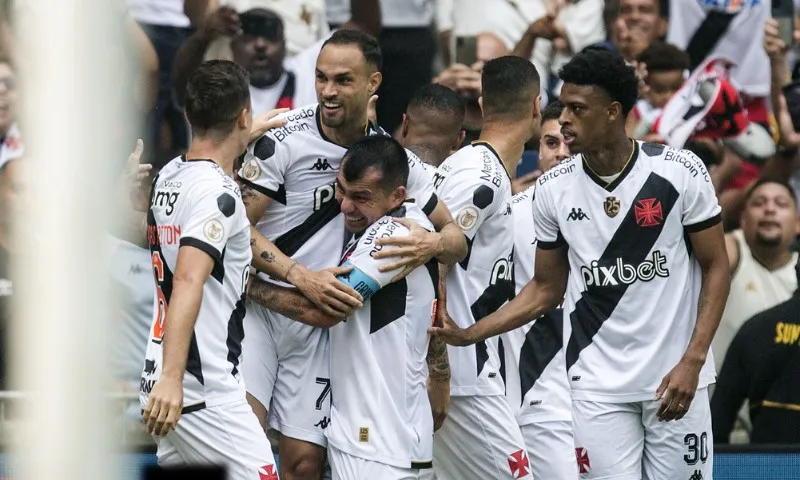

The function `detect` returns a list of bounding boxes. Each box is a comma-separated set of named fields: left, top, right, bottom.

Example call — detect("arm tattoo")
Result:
left=250, top=238, right=256, bottom=247
left=427, top=336, right=450, bottom=380
left=260, top=250, right=276, bottom=263
left=240, top=183, right=259, bottom=207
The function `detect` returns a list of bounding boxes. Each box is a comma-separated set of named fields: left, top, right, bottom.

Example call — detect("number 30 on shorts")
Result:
left=151, top=251, right=168, bottom=344
left=684, top=432, right=709, bottom=465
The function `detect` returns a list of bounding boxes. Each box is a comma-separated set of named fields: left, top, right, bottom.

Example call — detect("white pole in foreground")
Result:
left=12, top=0, right=132, bottom=478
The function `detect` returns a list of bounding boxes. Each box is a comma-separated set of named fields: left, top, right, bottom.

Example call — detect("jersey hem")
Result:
left=570, top=377, right=715, bottom=403
left=450, top=384, right=505, bottom=397
left=516, top=411, right=573, bottom=425
left=326, top=436, right=432, bottom=470
left=538, top=232, right=566, bottom=250
left=179, top=237, right=221, bottom=263
left=684, top=213, right=722, bottom=233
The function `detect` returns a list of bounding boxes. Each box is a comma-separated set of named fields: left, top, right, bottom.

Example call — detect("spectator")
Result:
left=0, top=156, right=21, bottom=390
left=714, top=178, right=800, bottom=373
left=0, top=55, right=21, bottom=167
left=398, top=83, right=466, bottom=168
left=711, top=255, right=800, bottom=444
left=597, top=0, right=666, bottom=61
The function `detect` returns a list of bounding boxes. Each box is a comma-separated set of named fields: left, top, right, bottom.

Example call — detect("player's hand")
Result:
left=291, top=265, right=364, bottom=317
left=122, top=139, right=152, bottom=212
left=142, top=376, right=183, bottom=436
left=248, top=108, right=290, bottom=144
left=201, top=5, right=242, bottom=38
left=655, top=357, right=703, bottom=422
left=511, top=170, right=542, bottom=194
left=428, top=298, right=475, bottom=346
left=427, top=377, right=450, bottom=431
left=374, top=218, right=443, bottom=282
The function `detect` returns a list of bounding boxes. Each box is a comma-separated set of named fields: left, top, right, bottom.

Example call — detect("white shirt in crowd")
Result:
left=327, top=0, right=434, bottom=27
left=125, top=0, right=191, bottom=28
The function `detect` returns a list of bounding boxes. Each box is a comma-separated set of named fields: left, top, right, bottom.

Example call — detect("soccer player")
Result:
left=429, top=55, right=539, bottom=480
left=398, top=83, right=466, bottom=168
left=504, top=99, right=577, bottom=480
left=140, top=60, right=280, bottom=479
left=432, top=48, right=731, bottom=479
left=237, top=29, right=466, bottom=479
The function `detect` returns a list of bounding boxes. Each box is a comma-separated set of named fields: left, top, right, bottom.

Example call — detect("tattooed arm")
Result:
left=247, top=276, right=342, bottom=327
left=240, top=181, right=364, bottom=317
left=427, top=262, right=451, bottom=431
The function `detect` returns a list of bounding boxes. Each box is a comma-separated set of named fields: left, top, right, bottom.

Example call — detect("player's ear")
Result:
left=400, top=114, right=409, bottom=138
left=478, top=96, right=484, bottom=115
left=455, top=130, right=466, bottom=151
left=392, top=185, right=406, bottom=206
left=534, top=94, right=542, bottom=120
left=368, top=71, right=382, bottom=96
left=237, top=107, right=250, bottom=130
left=608, top=101, right=622, bottom=124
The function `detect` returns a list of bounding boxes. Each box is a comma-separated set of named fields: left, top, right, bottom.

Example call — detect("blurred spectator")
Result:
left=174, top=7, right=316, bottom=116
left=434, top=32, right=508, bottom=144
left=599, top=0, right=667, bottom=61
left=398, top=83, right=465, bottom=167
left=222, top=0, right=330, bottom=56
left=711, top=255, right=800, bottom=445
left=0, top=56, right=21, bottom=167
left=0, top=157, right=22, bottom=390
left=126, top=0, right=194, bottom=154
left=330, top=0, right=435, bottom=135
left=714, top=178, right=800, bottom=372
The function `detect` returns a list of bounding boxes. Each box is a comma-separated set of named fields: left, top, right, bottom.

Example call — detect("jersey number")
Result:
left=315, top=377, right=331, bottom=410
left=151, top=251, right=168, bottom=344
left=684, top=432, right=709, bottom=465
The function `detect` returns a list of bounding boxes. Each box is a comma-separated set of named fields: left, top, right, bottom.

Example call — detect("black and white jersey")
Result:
left=140, top=156, right=251, bottom=410
left=502, top=186, right=572, bottom=425
left=327, top=201, right=438, bottom=468
left=238, top=104, right=438, bottom=284
left=433, top=142, right=514, bottom=397
left=533, top=141, right=720, bottom=402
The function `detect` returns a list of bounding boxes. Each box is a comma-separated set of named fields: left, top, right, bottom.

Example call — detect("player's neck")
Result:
left=322, top=119, right=368, bottom=148
left=186, top=137, right=241, bottom=176
left=478, top=123, right=528, bottom=177
left=750, top=243, right=794, bottom=271
left=582, top=136, right=634, bottom=177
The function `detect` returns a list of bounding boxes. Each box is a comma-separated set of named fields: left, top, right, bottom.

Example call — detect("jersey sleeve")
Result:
left=532, top=183, right=565, bottom=250
left=179, top=183, right=244, bottom=262
left=336, top=219, right=410, bottom=300
left=237, top=131, right=290, bottom=203
left=679, top=151, right=722, bottom=232
left=405, top=149, right=438, bottom=216
left=435, top=163, right=500, bottom=241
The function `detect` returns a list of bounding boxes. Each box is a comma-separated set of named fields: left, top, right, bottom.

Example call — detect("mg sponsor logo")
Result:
left=580, top=251, right=669, bottom=288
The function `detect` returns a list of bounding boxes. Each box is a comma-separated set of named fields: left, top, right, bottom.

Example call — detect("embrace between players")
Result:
left=140, top=28, right=730, bottom=480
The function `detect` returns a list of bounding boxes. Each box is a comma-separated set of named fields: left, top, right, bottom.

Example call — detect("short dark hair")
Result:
left=559, top=49, right=638, bottom=115
left=322, top=29, right=382, bottom=70
left=184, top=60, right=251, bottom=137
left=481, top=56, right=540, bottom=119
left=637, top=42, right=690, bottom=73
left=541, top=100, right=564, bottom=124
left=342, top=136, right=409, bottom=194
left=407, top=83, right=465, bottom=124
left=745, top=177, right=798, bottom=206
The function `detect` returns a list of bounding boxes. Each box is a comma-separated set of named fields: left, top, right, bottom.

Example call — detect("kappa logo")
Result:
left=634, top=198, right=664, bottom=227
left=567, top=207, right=590, bottom=221
left=576, top=447, right=591, bottom=474
left=314, top=416, right=330, bottom=429
left=507, top=449, right=530, bottom=479
left=689, top=470, right=703, bottom=480
left=309, top=157, right=333, bottom=171
left=258, top=464, right=279, bottom=480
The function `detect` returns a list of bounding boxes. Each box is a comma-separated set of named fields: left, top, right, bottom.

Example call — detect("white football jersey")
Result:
left=327, top=201, right=437, bottom=468
left=238, top=104, right=438, bottom=285
left=433, top=142, right=514, bottom=397
left=533, top=141, right=720, bottom=402
left=140, top=156, right=252, bottom=410
left=501, top=187, right=572, bottom=425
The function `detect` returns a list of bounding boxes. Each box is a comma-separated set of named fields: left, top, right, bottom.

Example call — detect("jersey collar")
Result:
left=581, top=139, right=639, bottom=192
left=471, top=140, right=512, bottom=181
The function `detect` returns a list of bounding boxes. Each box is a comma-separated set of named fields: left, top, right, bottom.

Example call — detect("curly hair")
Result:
left=637, top=42, right=690, bottom=73
left=558, top=49, right=638, bottom=115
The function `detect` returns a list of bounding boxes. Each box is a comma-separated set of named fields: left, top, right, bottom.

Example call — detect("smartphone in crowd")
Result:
left=773, top=0, right=795, bottom=46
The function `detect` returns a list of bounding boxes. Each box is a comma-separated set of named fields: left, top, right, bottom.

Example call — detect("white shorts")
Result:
left=329, top=445, right=430, bottom=480
left=155, top=400, right=279, bottom=480
left=521, top=420, right=579, bottom=480
left=572, top=388, right=713, bottom=479
left=240, top=300, right=331, bottom=447
left=433, top=395, right=532, bottom=480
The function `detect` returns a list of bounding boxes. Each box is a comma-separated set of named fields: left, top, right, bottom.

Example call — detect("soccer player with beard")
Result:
left=432, top=48, right=731, bottom=480
left=236, top=29, right=466, bottom=480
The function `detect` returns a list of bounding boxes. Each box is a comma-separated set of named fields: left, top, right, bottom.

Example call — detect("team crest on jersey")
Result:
left=507, top=449, right=530, bottom=478
left=576, top=447, right=591, bottom=474
left=204, top=219, right=224, bottom=243
left=604, top=196, right=621, bottom=217
left=634, top=198, right=664, bottom=227
left=456, top=205, right=479, bottom=231
left=241, top=159, right=261, bottom=181
left=258, top=464, right=278, bottom=480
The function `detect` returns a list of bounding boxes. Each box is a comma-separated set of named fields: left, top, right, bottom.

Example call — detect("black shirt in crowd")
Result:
left=711, top=292, right=800, bottom=444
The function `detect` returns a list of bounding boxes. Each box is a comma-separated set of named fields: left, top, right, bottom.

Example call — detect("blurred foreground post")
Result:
left=11, top=0, right=133, bottom=478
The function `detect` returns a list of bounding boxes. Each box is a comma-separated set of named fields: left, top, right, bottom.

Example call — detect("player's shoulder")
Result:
left=536, top=154, right=580, bottom=191
left=638, top=141, right=712, bottom=185
left=405, top=148, right=431, bottom=174
left=249, top=103, right=320, bottom=159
